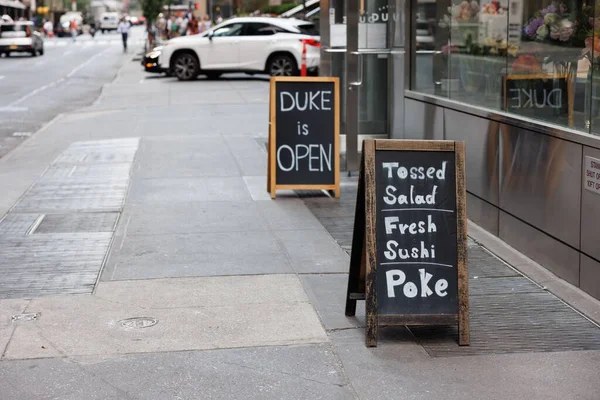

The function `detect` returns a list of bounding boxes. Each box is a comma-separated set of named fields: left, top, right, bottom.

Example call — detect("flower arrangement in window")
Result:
left=438, top=1, right=480, bottom=29
left=438, top=1, right=516, bottom=56
left=581, top=3, right=600, bottom=64
left=523, top=1, right=577, bottom=44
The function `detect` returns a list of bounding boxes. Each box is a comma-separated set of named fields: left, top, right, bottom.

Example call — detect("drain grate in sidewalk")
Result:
left=33, top=213, right=119, bottom=234
left=301, top=178, right=600, bottom=356
left=0, top=138, right=139, bottom=299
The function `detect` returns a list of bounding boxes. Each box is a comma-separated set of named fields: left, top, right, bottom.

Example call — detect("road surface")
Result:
left=0, top=27, right=144, bottom=158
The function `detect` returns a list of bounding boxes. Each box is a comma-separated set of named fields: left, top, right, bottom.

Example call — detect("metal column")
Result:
left=345, top=0, right=360, bottom=171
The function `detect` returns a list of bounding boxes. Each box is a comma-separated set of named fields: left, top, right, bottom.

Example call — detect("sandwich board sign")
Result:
left=267, top=76, right=340, bottom=198
left=345, top=139, right=470, bottom=347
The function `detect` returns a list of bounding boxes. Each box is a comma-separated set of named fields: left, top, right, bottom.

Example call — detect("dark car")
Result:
left=142, top=46, right=169, bottom=75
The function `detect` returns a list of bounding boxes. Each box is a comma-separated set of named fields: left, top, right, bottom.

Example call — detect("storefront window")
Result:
left=411, top=0, right=600, bottom=134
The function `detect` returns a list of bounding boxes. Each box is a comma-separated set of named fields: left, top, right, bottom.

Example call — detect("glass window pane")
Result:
left=410, top=0, right=596, bottom=133
left=586, top=2, right=600, bottom=134
left=508, top=0, right=582, bottom=130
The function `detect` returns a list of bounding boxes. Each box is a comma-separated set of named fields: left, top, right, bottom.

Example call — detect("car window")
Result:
left=242, top=23, right=285, bottom=36
left=212, top=23, right=244, bottom=37
left=295, top=23, right=319, bottom=36
left=0, top=24, right=29, bottom=38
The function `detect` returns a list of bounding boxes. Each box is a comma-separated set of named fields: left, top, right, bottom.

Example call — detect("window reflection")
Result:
left=411, top=0, right=599, bottom=134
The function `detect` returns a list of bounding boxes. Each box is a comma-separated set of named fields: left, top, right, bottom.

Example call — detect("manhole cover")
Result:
left=119, top=317, right=158, bottom=329
left=11, top=313, right=40, bottom=322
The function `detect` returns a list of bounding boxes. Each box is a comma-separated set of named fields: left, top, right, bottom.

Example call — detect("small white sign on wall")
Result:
left=584, top=156, right=600, bottom=195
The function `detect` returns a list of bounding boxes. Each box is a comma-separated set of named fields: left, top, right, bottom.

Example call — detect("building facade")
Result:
left=320, top=0, right=600, bottom=300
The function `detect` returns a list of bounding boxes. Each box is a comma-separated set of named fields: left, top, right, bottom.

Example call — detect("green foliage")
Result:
left=141, top=0, right=164, bottom=25
left=262, top=2, right=300, bottom=15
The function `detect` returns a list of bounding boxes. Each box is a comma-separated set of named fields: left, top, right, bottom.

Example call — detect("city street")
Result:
left=0, top=27, right=144, bottom=158
left=0, top=25, right=599, bottom=400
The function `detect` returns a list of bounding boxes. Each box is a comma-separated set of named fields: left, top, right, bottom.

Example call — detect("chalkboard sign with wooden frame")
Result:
left=267, top=76, right=340, bottom=199
left=345, top=139, right=470, bottom=347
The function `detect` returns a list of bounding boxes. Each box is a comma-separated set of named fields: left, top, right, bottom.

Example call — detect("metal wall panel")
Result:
left=581, top=146, right=600, bottom=262
left=445, top=109, right=500, bottom=206
left=319, top=0, right=332, bottom=77
left=499, top=211, right=580, bottom=286
left=403, top=99, right=443, bottom=140
left=580, top=254, right=600, bottom=299
left=467, top=193, right=499, bottom=236
left=389, top=51, right=405, bottom=139
left=499, top=124, right=582, bottom=248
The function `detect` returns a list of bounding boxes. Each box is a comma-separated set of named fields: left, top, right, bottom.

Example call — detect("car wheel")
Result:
left=267, top=54, right=298, bottom=77
left=31, top=48, right=37, bottom=57
left=205, top=72, right=221, bottom=80
left=39, top=46, right=44, bottom=56
left=173, top=52, right=199, bottom=81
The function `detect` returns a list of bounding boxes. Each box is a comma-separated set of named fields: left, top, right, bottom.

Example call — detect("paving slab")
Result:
left=0, top=299, right=30, bottom=357
left=300, top=274, right=366, bottom=331
left=243, top=176, right=297, bottom=201
left=119, top=201, right=269, bottom=236
left=275, top=230, right=350, bottom=274
left=330, top=329, right=600, bottom=400
left=105, top=231, right=294, bottom=280
left=128, top=177, right=252, bottom=205
left=256, top=199, right=325, bottom=231
left=0, top=344, right=352, bottom=400
left=134, top=135, right=240, bottom=179
left=2, top=275, right=327, bottom=360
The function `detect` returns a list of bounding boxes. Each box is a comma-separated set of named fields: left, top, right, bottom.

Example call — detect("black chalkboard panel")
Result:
left=503, top=74, right=570, bottom=122
left=374, top=150, right=458, bottom=315
left=268, top=77, right=340, bottom=198
left=345, top=139, right=470, bottom=348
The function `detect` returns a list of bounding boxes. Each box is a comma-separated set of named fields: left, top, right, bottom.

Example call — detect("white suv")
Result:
left=158, top=17, right=320, bottom=81
left=0, top=21, right=44, bottom=57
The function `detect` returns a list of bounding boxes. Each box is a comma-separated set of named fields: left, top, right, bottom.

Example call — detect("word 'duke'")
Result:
left=267, top=77, right=340, bottom=198
left=345, top=139, right=470, bottom=347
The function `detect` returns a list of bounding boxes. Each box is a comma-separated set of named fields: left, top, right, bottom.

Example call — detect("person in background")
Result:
left=215, top=14, right=223, bottom=24
left=175, top=15, right=183, bottom=36
left=201, top=15, right=211, bottom=33
left=117, top=17, right=131, bottom=52
left=43, top=19, right=53, bottom=38
left=187, top=15, right=199, bottom=35
left=179, top=15, right=188, bottom=36
left=156, top=13, right=166, bottom=40
left=69, top=18, right=78, bottom=41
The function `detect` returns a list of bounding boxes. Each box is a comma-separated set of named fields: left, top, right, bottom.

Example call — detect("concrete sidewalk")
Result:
left=1, top=59, right=600, bottom=399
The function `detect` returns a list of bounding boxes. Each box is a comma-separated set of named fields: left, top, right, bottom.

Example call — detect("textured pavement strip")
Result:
left=0, top=138, right=139, bottom=299
left=300, top=179, right=600, bottom=356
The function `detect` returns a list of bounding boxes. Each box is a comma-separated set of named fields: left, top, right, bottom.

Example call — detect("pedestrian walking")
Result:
left=117, top=17, right=131, bottom=52
left=69, top=19, right=78, bottom=41
left=43, top=19, right=53, bottom=38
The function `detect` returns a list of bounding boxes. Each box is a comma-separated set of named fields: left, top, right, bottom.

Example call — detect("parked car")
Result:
left=0, top=20, right=44, bottom=57
left=57, top=11, right=83, bottom=36
left=100, top=12, right=120, bottom=33
left=157, top=17, right=320, bottom=81
left=142, top=46, right=168, bottom=74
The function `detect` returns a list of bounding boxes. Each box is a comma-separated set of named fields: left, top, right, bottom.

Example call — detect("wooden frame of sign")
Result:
left=345, top=139, right=470, bottom=347
left=267, top=76, right=341, bottom=199
left=502, top=73, right=574, bottom=127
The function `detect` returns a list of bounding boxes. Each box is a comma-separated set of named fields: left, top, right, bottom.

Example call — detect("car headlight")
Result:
left=148, top=51, right=161, bottom=58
